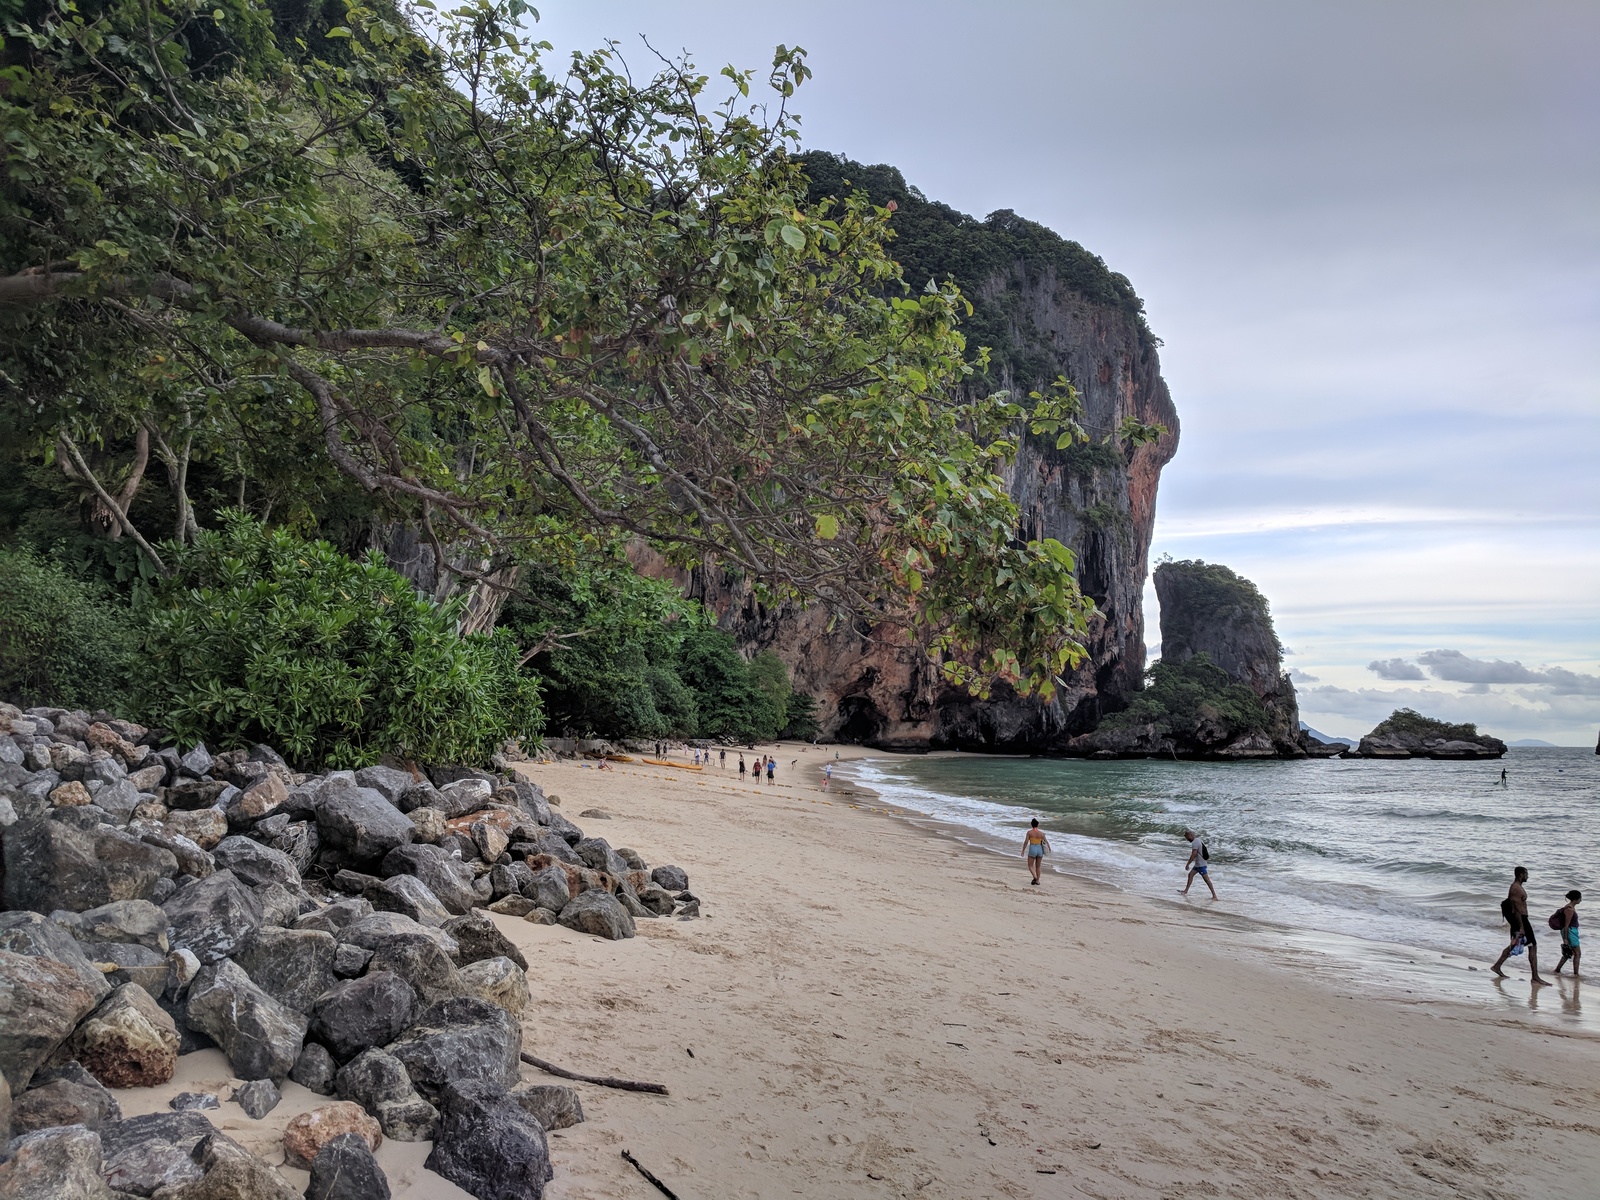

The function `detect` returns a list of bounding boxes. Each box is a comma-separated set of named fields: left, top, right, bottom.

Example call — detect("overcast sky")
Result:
left=533, top=1, right=1600, bottom=744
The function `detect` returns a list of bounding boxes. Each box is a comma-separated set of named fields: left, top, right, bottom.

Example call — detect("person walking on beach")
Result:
left=720, top=748, right=726, bottom=770
left=738, top=755, right=746, bottom=781
left=1180, top=829, right=1217, bottom=899
left=1491, top=866, right=1549, bottom=984
left=766, top=758, right=776, bottom=785
left=822, top=762, right=832, bottom=790
left=1552, top=890, right=1581, bottom=977
left=1021, top=819, right=1051, bottom=885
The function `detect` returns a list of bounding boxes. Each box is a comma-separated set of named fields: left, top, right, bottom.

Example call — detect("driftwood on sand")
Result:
left=520, top=1050, right=670, bottom=1094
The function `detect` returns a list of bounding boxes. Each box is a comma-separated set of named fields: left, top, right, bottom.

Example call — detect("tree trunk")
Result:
left=375, top=522, right=519, bottom=634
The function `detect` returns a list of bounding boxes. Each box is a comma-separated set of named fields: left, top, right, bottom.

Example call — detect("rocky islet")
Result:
left=0, top=701, right=696, bottom=1198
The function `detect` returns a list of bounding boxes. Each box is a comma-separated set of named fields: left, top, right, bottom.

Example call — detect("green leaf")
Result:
left=814, top=514, right=839, bottom=540
left=779, top=224, right=805, bottom=250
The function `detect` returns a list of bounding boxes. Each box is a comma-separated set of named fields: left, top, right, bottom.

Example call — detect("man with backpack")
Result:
left=1490, top=866, right=1549, bottom=985
left=1179, top=829, right=1217, bottom=899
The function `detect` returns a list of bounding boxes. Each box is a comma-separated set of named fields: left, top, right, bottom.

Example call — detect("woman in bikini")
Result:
left=1021, top=819, right=1051, bottom=886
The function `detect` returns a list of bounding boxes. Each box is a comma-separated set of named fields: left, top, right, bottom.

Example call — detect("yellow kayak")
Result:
left=641, top=758, right=703, bottom=771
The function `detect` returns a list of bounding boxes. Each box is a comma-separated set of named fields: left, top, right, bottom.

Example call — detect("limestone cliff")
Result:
left=640, top=158, right=1179, bottom=749
left=1065, top=560, right=1303, bottom=759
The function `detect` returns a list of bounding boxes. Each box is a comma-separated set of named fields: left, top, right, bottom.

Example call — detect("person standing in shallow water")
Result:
left=1491, top=866, right=1549, bottom=985
left=1021, top=819, right=1051, bottom=885
left=1552, top=889, right=1581, bottom=978
left=1180, top=829, right=1217, bottom=899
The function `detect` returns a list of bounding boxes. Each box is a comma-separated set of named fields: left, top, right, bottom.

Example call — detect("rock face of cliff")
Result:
left=1063, top=560, right=1302, bottom=759
left=645, top=159, right=1179, bottom=750
left=1152, top=560, right=1301, bottom=754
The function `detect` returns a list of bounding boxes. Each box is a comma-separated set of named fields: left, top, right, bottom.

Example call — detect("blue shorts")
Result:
left=1193, top=862, right=1208, bottom=875
left=1027, top=845, right=1044, bottom=859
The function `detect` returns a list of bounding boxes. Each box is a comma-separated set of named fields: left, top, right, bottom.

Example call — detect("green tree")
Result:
left=1, top=0, right=1096, bottom=703
left=0, top=548, right=139, bottom=710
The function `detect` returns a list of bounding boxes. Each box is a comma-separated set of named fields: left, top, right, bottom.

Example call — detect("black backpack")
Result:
left=1500, top=897, right=1517, bottom=924
left=1201, top=841, right=1210, bottom=861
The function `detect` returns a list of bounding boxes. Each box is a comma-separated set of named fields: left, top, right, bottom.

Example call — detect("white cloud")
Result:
left=1368, top=658, right=1426, bottom=681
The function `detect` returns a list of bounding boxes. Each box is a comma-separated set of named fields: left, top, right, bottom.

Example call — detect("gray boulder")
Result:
left=67, top=982, right=179, bottom=1088
left=307, top=1131, right=392, bottom=1200
left=129, top=822, right=214, bottom=879
left=0, top=911, right=112, bottom=1003
left=186, top=959, right=308, bottom=1081
left=0, top=1125, right=111, bottom=1200
left=530, top=833, right=580, bottom=865
left=637, top=885, right=677, bottom=916
left=522, top=865, right=573, bottom=915
left=366, top=934, right=461, bottom=1007
left=335, top=1048, right=438, bottom=1142
left=316, top=785, right=414, bottom=865
left=441, top=911, right=528, bottom=971
left=210, top=836, right=300, bottom=890
left=296, top=898, right=372, bottom=937
left=557, top=889, right=635, bottom=940
left=336, top=912, right=458, bottom=960
left=486, top=895, right=537, bottom=917
left=162, top=869, right=263, bottom=963
left=93, top=778, right=141, bottom=823
left=650, top=864, right=689, bottom=891
left=395, top=781, right=443, bottom=814
left=309, top=972, right=418, bottom=1063
left=254, top=880, right=303, bottom=929
left=1, top=818, right=176, bottom=913
left=377, top=844, right=477, bottom=915
left=291, top=1042, right=338, bottom=1095
left=426, top=1079, right=552, bottom=1200
left=367, top=874, right=452, bottom=928
left=261, top=819, right=318, bottom=873
left=232, top=1077, right=281, bottom=1119
left=430, top=780, right=492, bottom=820
left=509, top=1084, right=584, bottom=1132
left=99, top=1111, right=219, bottom=1196
left=233, top=927, right=337, bottom=1014
left=178, top=743, right=213, bottom=778
left=544, top=810, right=583, bottom=845
left=332, top=943, right=372, bottom=978
left=0, top=949, right=103, bottom=1093
left=81, top=941, right=167, bottom=995
left=385, top=997, right=521, bottom=1102
left=573, top=836, right=628, bottom=877
left=354, top=766, right=412, bottom=805
left=50, top=899, right=169, bottom=953
left=10, top=1062, right=121, bottom=1136
left=163, top=778, right=230, bottom=810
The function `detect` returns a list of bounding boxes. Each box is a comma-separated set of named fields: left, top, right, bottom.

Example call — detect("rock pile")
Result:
left=0, top=702, right=696, bottom=1199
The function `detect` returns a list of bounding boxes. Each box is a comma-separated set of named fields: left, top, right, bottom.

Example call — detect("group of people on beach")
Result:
left=1019, top=822, right=1217, bottom=898
left=1492, top=866, right=1581, bottom=983
left=738, top=754, right=776, bottom=785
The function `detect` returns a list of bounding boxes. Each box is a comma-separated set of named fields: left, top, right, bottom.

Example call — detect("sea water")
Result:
left=849, top=747, right=1599, bottom=1024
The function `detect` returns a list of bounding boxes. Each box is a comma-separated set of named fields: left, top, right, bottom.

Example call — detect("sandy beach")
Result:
left=117, top=743, right=1600, bottom=1198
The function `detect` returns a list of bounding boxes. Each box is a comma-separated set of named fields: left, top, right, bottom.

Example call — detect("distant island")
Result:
left=1354, top=708, right=1506, bottom=760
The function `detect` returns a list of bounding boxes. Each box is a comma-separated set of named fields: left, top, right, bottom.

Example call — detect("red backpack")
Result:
left=1548, top=908, right=1570, bottom=931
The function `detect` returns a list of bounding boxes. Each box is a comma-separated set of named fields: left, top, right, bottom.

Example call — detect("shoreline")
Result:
left=108, top=742, right=1600, bottom=1197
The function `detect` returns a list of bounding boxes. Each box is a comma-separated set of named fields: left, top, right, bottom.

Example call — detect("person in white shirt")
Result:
left=1180, top=829, right=1217, bottom=899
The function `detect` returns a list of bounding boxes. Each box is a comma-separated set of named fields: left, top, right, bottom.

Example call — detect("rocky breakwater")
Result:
left=0, top=701, right=696, bottom=1199
left=1067, top=560, right=1319, bottom=760
left=634, top=158, right=1179, bottom=752
left=1352, top=709, right=1506, bottom=760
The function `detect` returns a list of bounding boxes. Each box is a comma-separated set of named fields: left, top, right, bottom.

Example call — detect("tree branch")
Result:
left=57, top=433, right=168, bottom=575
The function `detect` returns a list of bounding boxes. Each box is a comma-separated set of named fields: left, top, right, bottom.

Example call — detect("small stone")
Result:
left=615, top=889, right=651, bottom=919
left=178, top=742, right=213, bottom=778
left=637, top=885, right=677, bottom=916
left=615, top=847, right=646, bottom=870
left=171, top=1091, right=221, bottom=1110
left=291, top=1042, right=339, bottom=1095
left=577, top=808, right=610, bottom=819
left=233, top=1077, right=281, bottom=1119
left=486, top=895, right=537, bottom=917
left=282, top=1102, right=382, bottom=1170
left=677, top=899, right=701, bottom=919
left=524, top=908, right=559, bottom=925
left=307, top=1130, right=392, bottom=1200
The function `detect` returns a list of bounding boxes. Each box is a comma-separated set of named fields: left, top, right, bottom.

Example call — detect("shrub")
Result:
left=0, top=548, right=138, bottom=711
left=1370, top=708, right=1480, bottom=741
left=1103, top=653, right=1268, bottom=740
left=137, top=513, right=541, bottom=767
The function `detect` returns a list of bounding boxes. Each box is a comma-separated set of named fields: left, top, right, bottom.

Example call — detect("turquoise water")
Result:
left=851, top=748, right=1599, bottom=968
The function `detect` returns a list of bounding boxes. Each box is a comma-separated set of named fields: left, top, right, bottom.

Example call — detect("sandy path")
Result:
left=113, top=743, right=1600, bottom=1198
